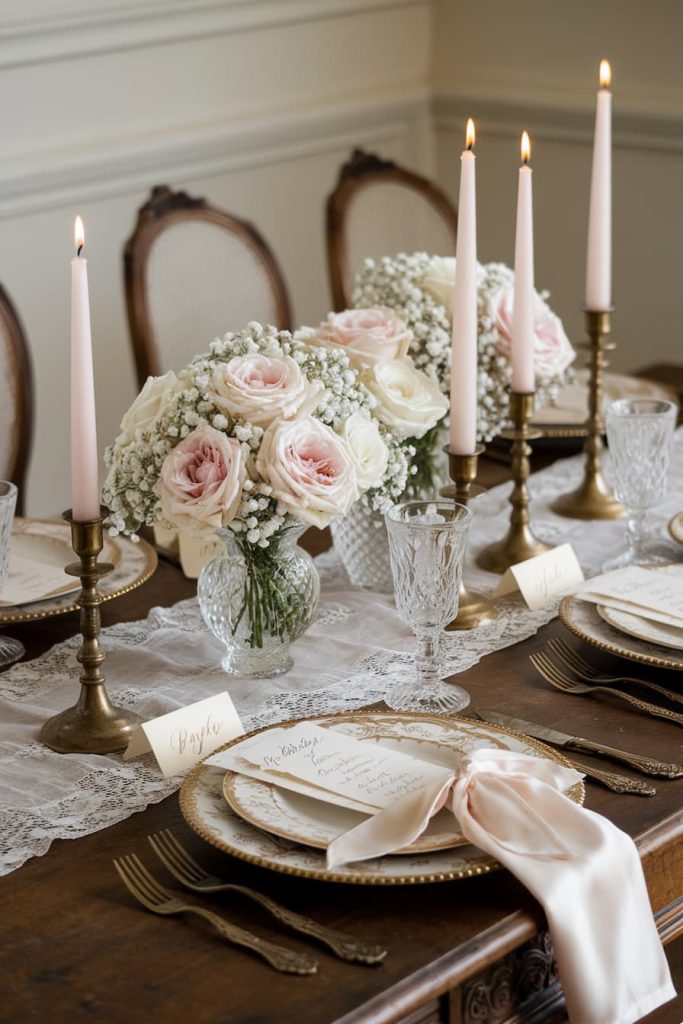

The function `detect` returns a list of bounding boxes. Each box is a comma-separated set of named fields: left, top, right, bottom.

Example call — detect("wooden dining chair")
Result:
left=326, top=149, right=459, bottom=311
left=0, top=284, right=34, bottom=514
left=124, top=186, right=293, bottom=388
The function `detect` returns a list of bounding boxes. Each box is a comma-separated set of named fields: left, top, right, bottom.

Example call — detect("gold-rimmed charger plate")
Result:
left=669, top=512, right=683, bottom=547
left=597, top=604, right=683, bottom=651
left=180, top=711, right=584, bottom=886
left=0, top=518, right=157, bottom=624
left=560, top=565, right=683, bottom=671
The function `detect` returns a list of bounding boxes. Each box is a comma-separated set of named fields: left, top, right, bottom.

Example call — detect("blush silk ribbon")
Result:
left=327, top=749, right=675, bottom=1024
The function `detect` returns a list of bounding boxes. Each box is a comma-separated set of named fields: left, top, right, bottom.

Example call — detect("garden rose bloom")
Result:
left=117, top=371, right=182, bottom=446
left=421, top=256, right=456, bottom=312
left=256, top=416, right=360, bottom=528
left=309, top=308, right=412, bottom=367
left=159, top=425, right=247, bottom=536
left=486, top=286, right=575, bottom=378
left=208, top=353, right=323, bottom=427
left=340, top=411, right=389, bottom=490
left=363, top=358, right=448, bottom=440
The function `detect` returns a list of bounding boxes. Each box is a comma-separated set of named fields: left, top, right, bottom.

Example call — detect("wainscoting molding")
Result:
left=0, top=0, right=429, bottom=69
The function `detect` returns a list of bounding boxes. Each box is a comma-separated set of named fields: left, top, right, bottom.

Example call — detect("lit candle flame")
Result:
left=74, top=215, right=85, bottom=255
left=600, top=59, right=611, bottom=89
left=521, top=131, right=531, bottom=165
left=465, top=118, right=475, bottom=150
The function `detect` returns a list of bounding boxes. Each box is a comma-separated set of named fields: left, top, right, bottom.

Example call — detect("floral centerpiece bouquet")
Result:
left=354, top=252, right=576, bottom=474
left=104, top=320, right=446, bottom=673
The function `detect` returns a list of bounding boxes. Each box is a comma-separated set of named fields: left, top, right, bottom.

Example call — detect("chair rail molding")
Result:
left=433, top=92, right=683, bottom=156
left=0, top=88, right=432, bottom=219
left=0, top=0, right=430, bottom=69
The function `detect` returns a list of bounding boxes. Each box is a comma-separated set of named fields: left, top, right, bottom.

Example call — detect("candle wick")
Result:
left=467, top=143, right=473, bottom=152
left=77, top=244, right=83, bottom=257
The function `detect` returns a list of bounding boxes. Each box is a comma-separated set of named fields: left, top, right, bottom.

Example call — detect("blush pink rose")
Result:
left=256, top=416, right=359, bottom=528
left=306, top=307, right=412, bottom=367
left=208, top=353, right=323, bottom=428
left=486, top=286, right=575, bottom=378
left=159, top=425, right=246, bottom=536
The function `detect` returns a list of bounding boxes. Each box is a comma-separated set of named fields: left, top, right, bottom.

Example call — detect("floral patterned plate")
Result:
left=180, top=711, right=583, bottom=885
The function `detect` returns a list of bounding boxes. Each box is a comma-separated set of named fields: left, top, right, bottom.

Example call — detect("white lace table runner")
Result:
left=2, top=433, right=683, bottom=876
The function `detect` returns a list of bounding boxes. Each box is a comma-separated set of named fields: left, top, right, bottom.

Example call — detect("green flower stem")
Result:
left=233, top=535, right=308, bottom=650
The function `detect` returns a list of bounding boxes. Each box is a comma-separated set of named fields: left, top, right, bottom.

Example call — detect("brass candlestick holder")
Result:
left=440, top=445, right=498, bottom=630
left=552, top=308, right=625, bottom=520
left=39, top=508, right=141, bottom=754
left=476, top=392, right=552, bottom=574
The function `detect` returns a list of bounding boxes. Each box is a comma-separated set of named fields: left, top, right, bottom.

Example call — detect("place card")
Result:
left=0, top=553, right=77, bottom=606
left=494, top=543, right=584, bottom=610
left=576, top=566, right=683, bottom=628
left=208, top=722, right=453, bottom=812
left=124, top=692, right=244, bottom=776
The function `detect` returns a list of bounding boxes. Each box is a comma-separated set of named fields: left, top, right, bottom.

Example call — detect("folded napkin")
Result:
left=327, top=749, right=675, bottom=1024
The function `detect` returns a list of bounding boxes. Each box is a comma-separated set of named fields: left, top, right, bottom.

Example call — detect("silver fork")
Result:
left=530, top=651, right=683, bottom=727
left=148, top=830, right=387, bottom=965
left=114, top=854, right=318, bottom=974
left=547, top=638, right=683, bottom=707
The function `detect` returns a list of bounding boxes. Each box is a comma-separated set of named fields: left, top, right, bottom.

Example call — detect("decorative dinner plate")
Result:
left=560, top=566, right=683, bottom=671
left=180, top=711, right=584, bottom=885
left=597, top=604, right=683, bottom=652
left=0, top=518, right=157, bottom=624
left=533, top=371, right=678, bottom=439
left=669, top=512, right=683, bottom=547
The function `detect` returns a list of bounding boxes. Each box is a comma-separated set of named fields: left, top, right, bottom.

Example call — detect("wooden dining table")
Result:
left=2, top=418, right=682, bottom=1024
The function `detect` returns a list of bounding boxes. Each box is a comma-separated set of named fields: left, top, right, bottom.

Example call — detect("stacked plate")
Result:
left=0, top=518, right=157, bottom=624
left=179, top=711, right=584, bottom=886
left=560, top=564, right=683, bottom=671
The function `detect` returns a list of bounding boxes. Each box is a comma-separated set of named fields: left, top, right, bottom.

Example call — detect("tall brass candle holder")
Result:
left=476, top=392, right=552, bottom=574
left=39, top=508, right=141, bottom=754
left=551, top=308, right=625, bottom=520
left=440, top=445, right=498, bottom=630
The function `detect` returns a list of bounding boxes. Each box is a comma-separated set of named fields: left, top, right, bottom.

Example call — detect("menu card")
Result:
left=207, top=722, right=454, bottom=813
left=0, top=553, right=77, bottom=606
left=576, top=566, right=683, bottom=628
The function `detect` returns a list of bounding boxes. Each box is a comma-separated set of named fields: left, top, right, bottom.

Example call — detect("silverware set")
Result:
left=114, top=830, right=387, bottom=973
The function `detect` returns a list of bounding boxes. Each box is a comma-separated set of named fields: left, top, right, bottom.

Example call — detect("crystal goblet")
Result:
left=603, top=399, right=677, bottom=570
left=385, top=500, right=472, bottom=715
left=0, top=481, right=25, bottom=668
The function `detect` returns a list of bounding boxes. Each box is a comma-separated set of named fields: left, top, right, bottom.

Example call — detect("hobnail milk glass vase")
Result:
left=198, top=524, right=319, bottom=678
left=330, top=502, right=394, bottom=592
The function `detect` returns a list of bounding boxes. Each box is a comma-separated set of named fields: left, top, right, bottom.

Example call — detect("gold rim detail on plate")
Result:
left=668, top=513, right=683, bottom=547
left=560, top=569, right=683, bottom=671
left=0, top=520, right=157, bottom=624
left=179, top=711, right=584, bottom=886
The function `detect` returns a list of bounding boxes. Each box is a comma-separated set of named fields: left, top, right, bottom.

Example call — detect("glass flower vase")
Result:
left=198, top=524, right=319, bottom=678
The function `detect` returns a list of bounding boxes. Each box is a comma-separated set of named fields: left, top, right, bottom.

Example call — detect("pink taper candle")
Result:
left=511, top=131, right=535, bottom=394
left=450, top=118, right=478, bottom=455
left=585, top=60, right=612, bottom=311
left=71, top=216, right=101, bottom=521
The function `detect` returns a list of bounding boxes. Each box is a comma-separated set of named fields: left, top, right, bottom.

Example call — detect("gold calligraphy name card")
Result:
left=124, top=692, right=244, bottom=776
left=208, top=722, right=453, bottom=813
left=576, top=565, right=683, bottom=628
left=494, top=543, right=585, bottom=611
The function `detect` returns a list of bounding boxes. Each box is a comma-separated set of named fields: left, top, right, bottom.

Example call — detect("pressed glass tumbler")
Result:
left=385, top=500, right=471, bottom=715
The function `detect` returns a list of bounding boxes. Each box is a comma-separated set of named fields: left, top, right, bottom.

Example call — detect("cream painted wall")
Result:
left=432, top=0, right=683, bottom=374
left=0, top=0, right=432, bottom=515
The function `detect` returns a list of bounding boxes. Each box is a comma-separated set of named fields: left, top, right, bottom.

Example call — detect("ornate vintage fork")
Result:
left=547, top=638, right=683, bottom=707
left=530, top=651, right=683, bottom=727
left=114, top=854, right=318, bottom=974
left=148, top=830, right=386, bottom=965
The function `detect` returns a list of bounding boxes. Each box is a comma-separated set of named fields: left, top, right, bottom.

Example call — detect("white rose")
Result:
left=363, top=358, right=448, bottom=440
left=256, top=416, right=360, bottom=528
left=304, top=307, right=412, bottom=368
left=421, top=256, right=456, bottom=313
left=340, top=411, right=389, bottom=491
left=117, top=371, right=182, bottom=445
left=208, top=353, right=323, bottom=428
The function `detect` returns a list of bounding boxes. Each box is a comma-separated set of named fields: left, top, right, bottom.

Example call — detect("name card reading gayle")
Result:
left=124, top=692, right=243, bottom=776
left=494, top=543, right=584, bottom=611
left=210, top=722, right=452, bottom=811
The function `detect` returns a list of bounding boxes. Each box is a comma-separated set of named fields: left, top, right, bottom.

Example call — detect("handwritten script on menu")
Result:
left=577, top=566, right=683, bottom=627
left=215, top=723, right=453, bottom=812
